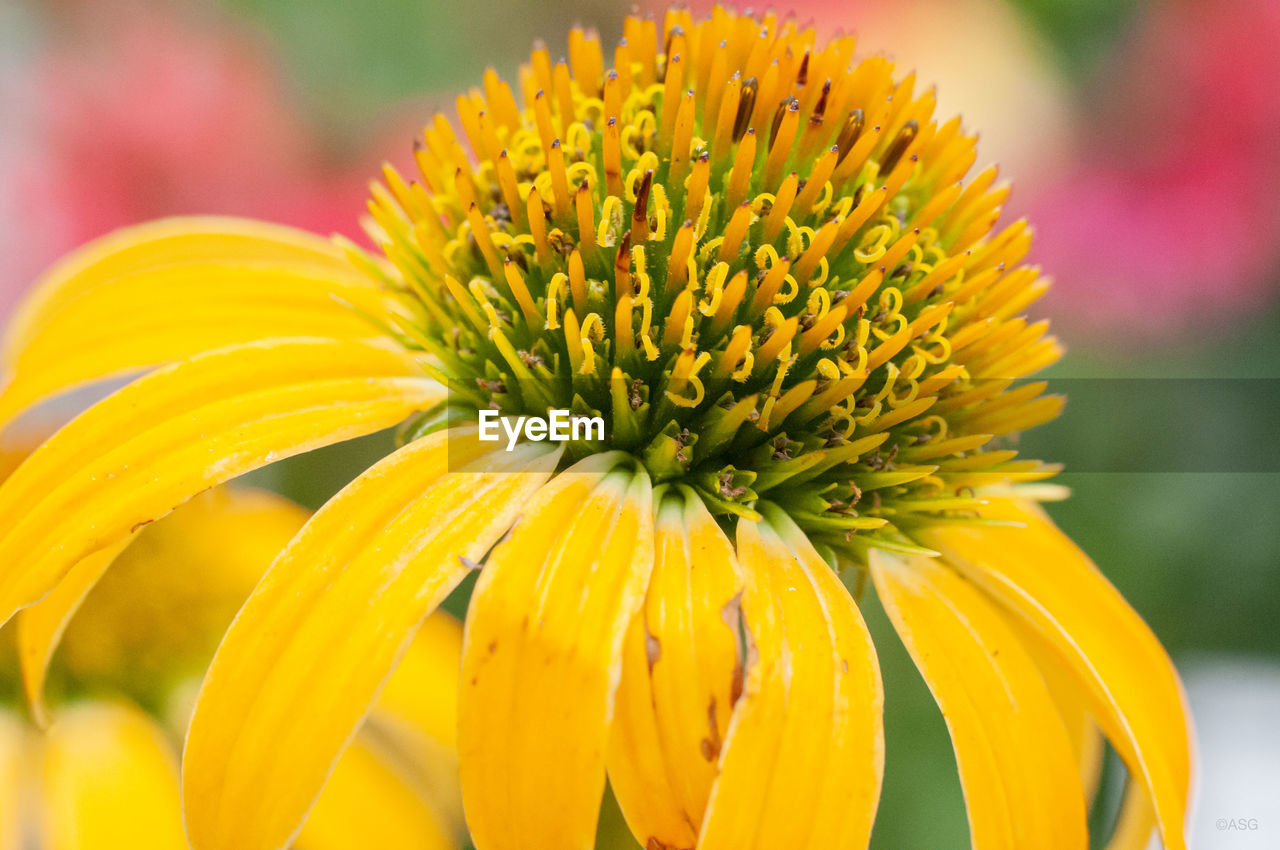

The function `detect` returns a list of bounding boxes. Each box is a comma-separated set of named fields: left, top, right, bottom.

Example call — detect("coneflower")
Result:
left=0, top=6, right=1191, bottom=849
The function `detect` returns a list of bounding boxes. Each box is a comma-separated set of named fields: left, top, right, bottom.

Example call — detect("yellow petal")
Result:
left=0, top=337, right=440, bottom=628
left=459, top=457, right=655, bottom=850
left=699, top=508, right=882, bottom=850
left=183, top=429, right=559, bottom=850
left=870, top=551, right=1088, bottom=849
left=0, top=265, right=398, bottom=437
left=6, top=216, right=349, bottom=361
left=0, top=711, right=26, bottom=850
left=38, top=701, right=188, bottom=850
left=17, top=486, right=310, bottom=726
left=16, top=542, right=131, bottom=727
left=920, top=499, right=1192, bottom=850
left=1021, top=633, right=1106, bottom=802
left=607, top=487, right=742, bottom=849
left=295, top=738, right=455, bottom=850
left=0, top=445, right=24, bottom=482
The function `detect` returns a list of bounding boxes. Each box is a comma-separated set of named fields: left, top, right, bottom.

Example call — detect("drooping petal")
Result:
left=1106, top=779, right=1156, bottom=850
left=870, top=551, right=1088, bottom=849
left=17, top=486, right=310, bottom=726
left=0, top=711, right=25, bottom=850
left=6, top=217, right=350, bottom=358
left=183, top=429, right=558, bottom=850
left=919, top=499, right=1193, bottom=850
left=0, top=337, right=441, bottom=628
left=0, top=217, right=389, bottom=435
left=698, top=507, right=882, bottom=850
left=0, top=270, right=399, bottom=439
left=459, top=457, right=655, bottom=850
left=38, top=701, right=188, bottom=850
left=295, top=739, right=455, bottom=850
left=1020, top=630, right=1106, bottom=801
left=607, top=487, right=743, bottom=849
left=16, top=542, right=131, bottom=726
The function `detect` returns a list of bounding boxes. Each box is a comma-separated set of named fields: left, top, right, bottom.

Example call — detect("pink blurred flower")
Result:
left=0, top=2, right=392, bottom=316
left=1029, top=0, right=1280, bottom=338
left=645, top=0, right=1074, bottom=196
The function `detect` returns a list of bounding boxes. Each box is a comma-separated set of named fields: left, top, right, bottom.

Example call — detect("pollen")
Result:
left=359, top=5, right=1065, bottom=560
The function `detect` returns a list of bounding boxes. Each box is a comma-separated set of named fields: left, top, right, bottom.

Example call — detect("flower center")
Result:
left=358, top=8, right=1063, bottom=560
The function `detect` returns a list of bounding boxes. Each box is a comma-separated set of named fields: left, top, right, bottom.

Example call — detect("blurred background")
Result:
left=2, top=0, right=1277, bottom=847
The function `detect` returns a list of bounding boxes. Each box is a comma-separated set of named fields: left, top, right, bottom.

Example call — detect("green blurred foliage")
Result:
left=1004, top=0, right=1142, bottom=76
left=221, top=0, right=625, bottom=143
left=863, top=593, right=969, bottom=849
left=1031, top=305, right=1280, bottom=659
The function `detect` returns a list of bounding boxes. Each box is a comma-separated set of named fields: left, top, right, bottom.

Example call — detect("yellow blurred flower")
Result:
left=0, top=485, right=464, bottom=849
left=0, top=6, right=1191, bottom=850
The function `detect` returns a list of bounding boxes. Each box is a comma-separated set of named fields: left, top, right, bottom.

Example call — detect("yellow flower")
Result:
left=0, top=6, right=1191, bottom=850
left=0, top=484, right=465, bottom=849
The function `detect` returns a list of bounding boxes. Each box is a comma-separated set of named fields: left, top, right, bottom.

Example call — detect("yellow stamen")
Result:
left=751, top=255, right=792, bottom=314
left=502, top=258, right=543, bottom=328
left=793, top=145, right=839, bottom=218
left=724, top=128, right=758, bottom=211
left=664, top=289, right=694, bottom=346
left=666, top=221, right=695, bottom=293
left=763, top=173, right=799, bottom=243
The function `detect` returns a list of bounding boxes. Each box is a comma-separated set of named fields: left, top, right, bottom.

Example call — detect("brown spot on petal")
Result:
left=700, top=695, right=723, bottom=762
left=645, top=620, right=662, bottom=673
left=721, top=592, right=747, bottom=706
left=647, top=839, right=691, bottom=850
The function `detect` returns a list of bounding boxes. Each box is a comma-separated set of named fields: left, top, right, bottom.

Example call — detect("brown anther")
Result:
left=880, top=120, right=918, bottom=174
left=835, top=109, right=865, bottom=165
left=719, top=471, right=749, bottom=499
left=796, top=49, right=810, bottom=86
left=632, top=170, right=654, bottom=236
left=546, top=228, right=576, bottom=256
left=673, top=427, right=692, bottom=464
left=813, top=79, right=832, bottom=121
left=734, top=77, right=759, bottom=142
left=769, top=96, right=800, bottom=152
